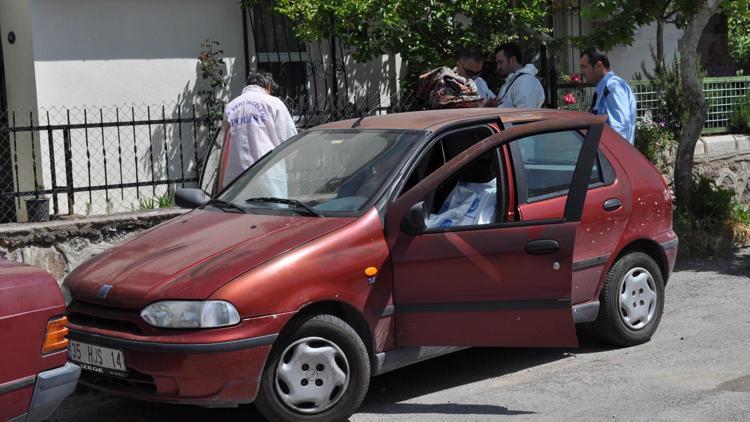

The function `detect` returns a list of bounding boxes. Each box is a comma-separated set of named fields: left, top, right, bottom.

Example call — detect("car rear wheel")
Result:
left=593, top=252, right=665, bottom=347
left=255, top=314, right=370, bottom=422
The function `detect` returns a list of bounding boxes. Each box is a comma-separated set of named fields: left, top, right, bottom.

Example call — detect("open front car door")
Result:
left=386, top=116, right=606, bottom=348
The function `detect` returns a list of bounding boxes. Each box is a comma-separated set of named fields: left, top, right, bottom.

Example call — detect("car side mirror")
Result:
left=401, top=201, right=426, bottom=235
left=174, top=188, right=211, bottom=209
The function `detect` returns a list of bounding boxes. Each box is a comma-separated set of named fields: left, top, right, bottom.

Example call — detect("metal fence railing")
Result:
left=0, top=92, right=419, bottom=225
left=702, top=77, right=750, bottom=133
left=283, top=91, right=418, bottom=129
left=555, top=76, right=750, bottom=134
left=0, top=104, right=221, bottom=224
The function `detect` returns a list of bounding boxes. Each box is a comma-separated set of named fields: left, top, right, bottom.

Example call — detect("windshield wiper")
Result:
left=204, top=198, right=246, bottom=213
left=245, top=197, right=323, bottom=217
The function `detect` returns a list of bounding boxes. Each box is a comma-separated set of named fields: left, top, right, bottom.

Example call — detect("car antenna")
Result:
left=351, top=104, right=384, bottom=128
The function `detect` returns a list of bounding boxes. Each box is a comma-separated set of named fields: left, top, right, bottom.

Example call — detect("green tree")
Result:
left=726, top=0, right=750, bottom=67
left=243, top=0, right=551, bottom=69
left=578, top=0, right=737, bottom=213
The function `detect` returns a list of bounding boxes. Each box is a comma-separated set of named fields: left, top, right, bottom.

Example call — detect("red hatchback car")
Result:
left=1, top=259, right=79, bottom=422
left=63, top=109, right=677, bottom=421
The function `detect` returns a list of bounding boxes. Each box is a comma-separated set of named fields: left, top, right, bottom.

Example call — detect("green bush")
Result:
left=674, top=174, right=750, bottom=257
left=728, top=92, right=750, bottom=134
left=635, top=120, right=675, bottom=174
left=688, top=175, right=736, bottom=225
left=638, top=51, right=690, bottom=141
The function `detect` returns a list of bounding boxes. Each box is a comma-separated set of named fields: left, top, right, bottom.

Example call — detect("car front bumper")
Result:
left=67, top=314, right=291, bottom=407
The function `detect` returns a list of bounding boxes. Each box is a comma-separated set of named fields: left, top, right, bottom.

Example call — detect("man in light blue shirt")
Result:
left=580, top=48, right=637, bottom=144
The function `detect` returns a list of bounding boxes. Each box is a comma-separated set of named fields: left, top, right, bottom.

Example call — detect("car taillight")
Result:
left=43, top=316, right=69, bottom=354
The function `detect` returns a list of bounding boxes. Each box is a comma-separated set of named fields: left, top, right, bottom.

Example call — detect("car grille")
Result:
left=67, top=301, right=144, bottom=334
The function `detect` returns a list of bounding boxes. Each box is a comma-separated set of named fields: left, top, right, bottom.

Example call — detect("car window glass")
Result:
left=514, top=131, right=599, bottom=201
left=424, top=150, right=501, bottom=230
left=401, top=141, right=445, bottom=194
left=219, top=129, right=424, bottom=215
left=400, top=126, right=493, bottom=195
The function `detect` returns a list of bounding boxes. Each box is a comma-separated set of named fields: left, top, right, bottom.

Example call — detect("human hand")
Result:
left=483, top=97, right=501, bottom=107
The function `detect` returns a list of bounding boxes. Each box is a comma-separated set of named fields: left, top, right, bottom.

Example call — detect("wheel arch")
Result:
left=612, top=238, right=669, bottom=284
left=276, top=300, right=375, bottom=360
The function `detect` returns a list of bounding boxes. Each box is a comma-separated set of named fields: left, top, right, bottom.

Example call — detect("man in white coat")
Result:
left=485, top=42, right=545, bottom=108
left=218, top=71, right=297, bottom=190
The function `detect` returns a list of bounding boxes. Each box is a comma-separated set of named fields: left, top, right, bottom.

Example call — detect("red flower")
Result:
left=570, top=73, right=582, bottom=83
left=562, top=92, right=576, bottom=105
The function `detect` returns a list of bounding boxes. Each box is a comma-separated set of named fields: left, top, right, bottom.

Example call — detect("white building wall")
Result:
left=310, top=41, right=402, bottom=107
left=30, top=0, right=247, bottom=109
left=24, top=0, right=251, bottom=217
left=608, top=21, right=683, bottom=80
left=0, top=0, right=404, bottom=220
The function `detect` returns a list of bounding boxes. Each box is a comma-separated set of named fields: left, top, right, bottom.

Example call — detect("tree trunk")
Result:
left=674, top=0, right=721, bottom=212
left=656, top=19, right=665, bottom=67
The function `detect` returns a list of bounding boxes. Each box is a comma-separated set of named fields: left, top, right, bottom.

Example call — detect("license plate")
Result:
left=68, top=340, right=127, bottom=377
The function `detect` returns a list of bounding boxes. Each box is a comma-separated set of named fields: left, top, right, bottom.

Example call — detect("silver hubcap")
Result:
left=618, top=267, right=658, bottom=330
left=274, top=336, right=350, bottom=414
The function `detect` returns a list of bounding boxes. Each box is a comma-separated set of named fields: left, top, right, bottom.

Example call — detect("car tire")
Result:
left=593, top=252, right=665, bottom=347
left=255, top=314, right=370, bottom=422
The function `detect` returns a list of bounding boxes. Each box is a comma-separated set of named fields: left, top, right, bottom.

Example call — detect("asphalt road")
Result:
left=51, top=250, right=750, bottom=422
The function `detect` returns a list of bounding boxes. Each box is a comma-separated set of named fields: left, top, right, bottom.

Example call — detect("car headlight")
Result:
left=60, top=284, right=73, bottom=307
left=140, top=300, right=241, bottom=329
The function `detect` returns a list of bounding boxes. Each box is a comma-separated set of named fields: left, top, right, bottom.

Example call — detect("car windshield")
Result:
left=217, top=129, right=425, bottom=216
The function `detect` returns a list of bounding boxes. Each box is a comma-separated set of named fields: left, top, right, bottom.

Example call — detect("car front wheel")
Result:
left=593, top=252, right=665, bottom=347
left=255, top=314, right=370, bottom=422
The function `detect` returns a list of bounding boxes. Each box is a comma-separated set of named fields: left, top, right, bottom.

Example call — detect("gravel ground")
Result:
left=51, top=249, right=750, bottom=422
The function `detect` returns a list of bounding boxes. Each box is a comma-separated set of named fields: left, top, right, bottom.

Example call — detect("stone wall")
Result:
left=693, top=134, right=750, bottom=205
left=0, top=209, right=186, bottom=283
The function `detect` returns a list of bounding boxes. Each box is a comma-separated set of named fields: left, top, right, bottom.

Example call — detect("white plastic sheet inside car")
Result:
left=426, top=180, right=497, bottom=228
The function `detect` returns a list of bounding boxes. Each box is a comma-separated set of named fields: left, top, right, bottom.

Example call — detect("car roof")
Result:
left=314, top=108, right=597, bottom=132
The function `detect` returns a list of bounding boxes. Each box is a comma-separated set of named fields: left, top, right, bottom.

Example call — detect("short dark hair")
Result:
left=246, top=70, right=276, bottom=89
left=580, top=48, right=610, bottom=69
left=456, top=47, right=485, bottom=63
left=494, top=42, right=523, bottom=64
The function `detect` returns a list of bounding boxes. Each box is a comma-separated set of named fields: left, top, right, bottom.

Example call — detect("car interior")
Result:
left=400, top=125, right=511, bottom=228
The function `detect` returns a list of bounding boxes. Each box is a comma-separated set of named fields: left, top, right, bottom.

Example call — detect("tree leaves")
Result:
left=256, top=0, right=550, bottom=68
left=726, top=0, right=750, bottom=66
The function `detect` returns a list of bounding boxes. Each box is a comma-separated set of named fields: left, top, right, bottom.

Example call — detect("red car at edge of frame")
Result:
left=1, top=259, right=80, bottom=422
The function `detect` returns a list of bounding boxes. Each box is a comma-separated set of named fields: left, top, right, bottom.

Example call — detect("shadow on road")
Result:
left=675, top=247, right=750, bottom=278
left=53, top=336, right=615, bottom=421
left=362, top=402, right=536, bottom=416
left=356, top=334, right=612, bottom=417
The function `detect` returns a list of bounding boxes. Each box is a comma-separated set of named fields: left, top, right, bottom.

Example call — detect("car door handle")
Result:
left=603, top=198, right=622, bottom=212
left=526, top=239, right=560, bottom=255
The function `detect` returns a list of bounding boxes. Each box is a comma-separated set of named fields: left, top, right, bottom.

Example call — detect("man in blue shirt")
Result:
left=579, top=48, right=637, bottom=144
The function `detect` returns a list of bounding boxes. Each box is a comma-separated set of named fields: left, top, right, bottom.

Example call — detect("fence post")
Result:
left=0, top=118, right=15, bottom=223
left=46, top=124, right=59, bottom=215
left=63, top=128, right=75, bottom=215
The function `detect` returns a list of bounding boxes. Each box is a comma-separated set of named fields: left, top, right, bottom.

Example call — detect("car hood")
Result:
left=64, top=209, right=355, bottom=308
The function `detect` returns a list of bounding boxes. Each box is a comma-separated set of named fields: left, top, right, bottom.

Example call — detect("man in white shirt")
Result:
left=485, top=42, right=545, bottom=108
left=219, top=71, right=298, bottom=189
